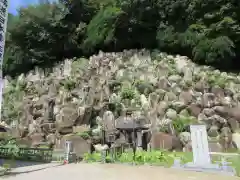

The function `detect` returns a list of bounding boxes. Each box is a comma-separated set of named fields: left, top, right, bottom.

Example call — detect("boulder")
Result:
left=229, top=107, right=240, bottom=121
left=179, top=132, right=191, bottom=146
left=29, top=133, right=44, bottom=146
left=55, top=104, right=79, bottom=132
left=208, top=142, right=222, bottom=152
left=55, top=135, right=91, bottom=157
left=150, top=132, right=183, bottom=151
left=202, top=93, right=215, bottom=108
left=232, top=133, right=240, bottom=149
left=208, top=125, right=219, bottom=138
left=179, top=90, right=193, bottom=105
left=165, top=109, right=177, bottom=120
left=187, top=104, right=202, bottom=117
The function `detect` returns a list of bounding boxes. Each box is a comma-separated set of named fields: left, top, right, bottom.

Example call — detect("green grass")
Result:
left=83, top=150, right=240, bottom=176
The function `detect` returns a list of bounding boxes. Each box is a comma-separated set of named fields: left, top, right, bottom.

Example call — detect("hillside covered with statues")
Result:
left=1, top=50, right=240, bottom=155
left=0, top=0, right=240, bottom=160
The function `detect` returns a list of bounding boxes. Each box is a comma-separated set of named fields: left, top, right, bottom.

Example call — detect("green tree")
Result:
left=3, top=0, right=240, bottom=76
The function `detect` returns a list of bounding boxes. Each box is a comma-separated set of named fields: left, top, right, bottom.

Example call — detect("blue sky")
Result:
left=8, top=0, right=56, bottom=15
left=9, top=0, right=40, bottom=14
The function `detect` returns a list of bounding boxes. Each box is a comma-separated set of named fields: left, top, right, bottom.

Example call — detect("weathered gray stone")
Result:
left=3, top=50, right=240, bottom=152
left=168, top=75, right=182, bottom=82
left=232, top=133, right=240, bottom=149
left=208, top=125, right=219, bottom=138
left=179, top=132, right=191, bottom=146
left=188, top=104, right=202, bottom=117
left=179, top=90, right=193, bottom=105
left=202, top=108, right=215, bottom=117
left=165, top=109, right=177, bottom=120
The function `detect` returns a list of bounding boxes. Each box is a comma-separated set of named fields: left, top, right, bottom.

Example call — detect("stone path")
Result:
left=2, top=163, right=240, bottom=180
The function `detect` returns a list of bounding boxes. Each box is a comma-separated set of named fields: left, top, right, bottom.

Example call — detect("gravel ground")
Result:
left=2, top=163, right=239, bottom=180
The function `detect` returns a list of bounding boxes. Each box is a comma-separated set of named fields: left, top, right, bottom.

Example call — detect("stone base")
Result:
left=184, top=162, right=220, bottom=169
left=171, top=161, right=236, bottom=176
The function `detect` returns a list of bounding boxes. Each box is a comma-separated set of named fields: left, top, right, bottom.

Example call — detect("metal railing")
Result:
left=0, top=147, right=53, bottom=162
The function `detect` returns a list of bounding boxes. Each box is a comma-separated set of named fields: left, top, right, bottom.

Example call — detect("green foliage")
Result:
left=207, top=74, right=227, bottom=88
left=157, top=26, right=180, bottom=54
left=83, top=152, right=102, bottom=163
left=76, top=131, right=91, bottom=140
left=2, top=80, right=24, bottom=124
left=173, top=116, right=196, bottom=134
left=0, top=139, right=53, bottom=162
left=84, top=150, right=240, bottom=176
left=3, top=0, right=240, bottom=77
left=0, top=138, right=20, bottom=158
left=192, top=36, right=235, bottom=66
left=60, top=78, right=76, bottom=90
left=155, top=0, right=240, bottom=68
left=120, top=86, right=136, bottom=100
left=4, top=3, right=69, bottom=76
left=82, top=6, right=123, bottom=52
left=83, top=150, right=173, bottom=165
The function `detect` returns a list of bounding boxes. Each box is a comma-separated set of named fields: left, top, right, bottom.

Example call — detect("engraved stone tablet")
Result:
left=172, top=125, right=236, bottom=176
left=190, top=125, right=211, bottom=165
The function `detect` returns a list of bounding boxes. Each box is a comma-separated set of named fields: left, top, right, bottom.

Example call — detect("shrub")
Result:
left=156, top=26, right=180, bottom=54
left=120, top=86, right=136, bottom=100
left=82, top=6, right=123, bottom=52
left=207, top=75, right=227, bottom=88
left=60, top=78, right=76, bottom=91
left=83, top=150, right=172, bottom=165
left=76, top=131, right=91, bottom=140
left=192, top=36, right=235, bottom=66
left=173, top=116, right=197, bottom=134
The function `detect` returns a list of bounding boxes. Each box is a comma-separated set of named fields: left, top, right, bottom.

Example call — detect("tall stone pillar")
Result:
left=136, top=131, right=143, bottom=148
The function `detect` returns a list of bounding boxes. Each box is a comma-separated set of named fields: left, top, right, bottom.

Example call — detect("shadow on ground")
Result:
left=1, top=163, right=63, bottom=178
left=0, top=159, right=51, bottom=168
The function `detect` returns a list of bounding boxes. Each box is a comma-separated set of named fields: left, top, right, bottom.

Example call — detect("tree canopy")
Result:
left=3, top=0, right=240, bottom=77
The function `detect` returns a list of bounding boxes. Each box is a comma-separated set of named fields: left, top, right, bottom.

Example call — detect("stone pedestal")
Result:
left=172, top=125, right=236, bottom=176
left=172, top=158, right=236, bottom=176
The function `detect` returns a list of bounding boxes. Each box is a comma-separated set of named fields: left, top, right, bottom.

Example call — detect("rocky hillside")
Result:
left=2, top=49, right=240, bottom=150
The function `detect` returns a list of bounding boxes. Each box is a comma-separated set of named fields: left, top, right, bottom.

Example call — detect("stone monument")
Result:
left=190, top=125, right=211, bottom=166
left=172, top=125, right=236, bottom=176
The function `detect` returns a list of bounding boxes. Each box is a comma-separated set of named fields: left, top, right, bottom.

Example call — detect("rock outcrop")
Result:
left=2, top=49, right=240, bottom=151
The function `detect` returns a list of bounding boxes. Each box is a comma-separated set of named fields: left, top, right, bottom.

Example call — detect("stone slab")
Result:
left=190, top=125, right=211, bottom=165
left=172, top=161, right=236, bottom=176
left=171, top=125, right=236, bottom=176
